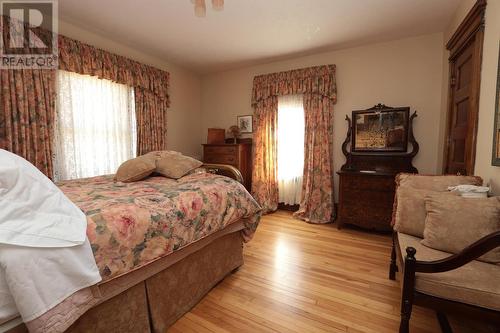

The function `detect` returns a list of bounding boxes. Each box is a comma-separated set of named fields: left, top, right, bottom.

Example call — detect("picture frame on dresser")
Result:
left=336, top=103, right=419, bottom=232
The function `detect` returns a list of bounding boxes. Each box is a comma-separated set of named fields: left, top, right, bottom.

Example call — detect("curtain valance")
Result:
left=58, top=36, right=170, bottom=105
left=251, top=64, right=337, bottom=106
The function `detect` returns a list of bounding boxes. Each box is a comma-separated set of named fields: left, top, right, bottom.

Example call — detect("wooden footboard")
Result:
left=202, top=163, right=244, bottom=184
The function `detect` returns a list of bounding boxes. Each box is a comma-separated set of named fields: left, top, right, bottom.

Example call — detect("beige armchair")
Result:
left=389, top=174, right=500, bottom=333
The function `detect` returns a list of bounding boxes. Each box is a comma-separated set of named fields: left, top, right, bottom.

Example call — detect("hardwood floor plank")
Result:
left=193, top=299, right=282, bottom=333
left=168, top=210, right=492, bottom=332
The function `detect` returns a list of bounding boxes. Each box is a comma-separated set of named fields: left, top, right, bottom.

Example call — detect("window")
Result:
left=277, top=94, right=304, bottom=205
left=53, top=70, right=136, bottom=181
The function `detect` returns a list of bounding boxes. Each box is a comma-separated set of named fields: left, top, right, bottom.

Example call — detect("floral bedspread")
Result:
left=57, top=173, right=261, bottom=281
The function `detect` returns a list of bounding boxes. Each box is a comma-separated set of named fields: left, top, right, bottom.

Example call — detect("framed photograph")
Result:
left=492, top=43, right=500, bottom=166
left=352, top=106, right=410, bottom=152
left=237, top=115, right=253, bottom=133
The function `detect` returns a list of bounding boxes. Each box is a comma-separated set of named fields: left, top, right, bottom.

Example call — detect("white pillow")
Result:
left=0, top=150, right=87, bottom=247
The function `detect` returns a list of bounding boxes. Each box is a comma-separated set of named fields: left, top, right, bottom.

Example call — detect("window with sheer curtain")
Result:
left=277, top=94, right=304, bottom=205
left=53, top=70, right=137, bottom=181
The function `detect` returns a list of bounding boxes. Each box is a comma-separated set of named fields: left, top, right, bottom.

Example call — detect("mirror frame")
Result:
left=351, top=107, right=410, bottom=153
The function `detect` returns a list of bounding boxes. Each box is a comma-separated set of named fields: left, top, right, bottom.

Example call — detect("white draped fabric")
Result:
left=53, top=70, right=137, bottom=181
left=277, top=94, right=304, bottom=205
left=0, top=150, right=101, bottom=323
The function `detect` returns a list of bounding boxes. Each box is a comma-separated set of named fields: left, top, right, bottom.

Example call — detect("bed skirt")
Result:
left=5, top=229, right=244, bottom=333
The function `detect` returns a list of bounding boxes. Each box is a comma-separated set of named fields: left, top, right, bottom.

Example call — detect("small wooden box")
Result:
left=207, top=128, right=225, bottom=144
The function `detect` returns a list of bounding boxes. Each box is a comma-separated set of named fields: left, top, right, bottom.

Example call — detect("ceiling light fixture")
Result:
left=192, top=0, right=224, bottom=17
left=212, top=0, right=224, bottom=11
left=194, top=0, right=206, bottom=17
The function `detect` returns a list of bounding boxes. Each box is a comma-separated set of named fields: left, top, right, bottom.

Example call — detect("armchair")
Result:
left=394, top=231, right=500, bottom=333
left=389, top=173, right=500, bottom=333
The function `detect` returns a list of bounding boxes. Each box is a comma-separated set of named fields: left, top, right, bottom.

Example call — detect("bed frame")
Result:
left=202, top=163, right=244, bottom=184
left=4, top=164, right=248, bottom=333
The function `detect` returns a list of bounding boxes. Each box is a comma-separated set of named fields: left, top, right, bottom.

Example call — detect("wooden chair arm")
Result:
left=201, top=163, right=244, bottom=184
left=405, top=231, right=500, bottom=274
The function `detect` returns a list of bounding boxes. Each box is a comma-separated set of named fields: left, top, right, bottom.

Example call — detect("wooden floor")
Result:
left=168, top=211, right=493, bottom=333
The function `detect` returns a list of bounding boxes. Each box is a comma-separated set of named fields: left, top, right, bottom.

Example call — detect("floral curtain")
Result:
left=251, top=65, right=336, bottom=223
left=251, top=97, right=279, bottom=213
left=293, top=94, right=335, bottom=223
left=251, top=65, right=337, bottom=105
left=0, top=69, right=56, bottom=178
left=58, top=35, right=170, bottom=155
left=135, top=88, right=168, bottom=155
left=0, top=15, right=170, bottom=178
left=0, top=15, right=56, bottom=177
left=57, top=36, right=170, bottom=103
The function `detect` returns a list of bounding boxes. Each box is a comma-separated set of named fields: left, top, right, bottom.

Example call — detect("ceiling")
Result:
left=59, top=0, right=460, bottom=74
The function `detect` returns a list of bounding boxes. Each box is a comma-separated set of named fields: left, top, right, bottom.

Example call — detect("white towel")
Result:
left=448, top=184, right=490, bottom=198
left=0, top=149, right=87, bottom=247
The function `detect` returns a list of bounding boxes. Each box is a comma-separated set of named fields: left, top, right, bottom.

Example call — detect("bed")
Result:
left=1, top=164, right=261, bottom=333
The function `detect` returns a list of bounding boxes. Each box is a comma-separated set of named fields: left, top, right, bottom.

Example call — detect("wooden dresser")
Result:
left=202, top=143, right=252, bottom=190
left=336, top=104, right=419, bottom=232
left=337, top=171, right=397, bottom=231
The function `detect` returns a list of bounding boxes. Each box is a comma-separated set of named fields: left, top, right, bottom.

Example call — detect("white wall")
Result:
left=59, top=20, right=203, bottom=159
left=443, top=0, right=500, bottom=194
left=200, top=33, right=445, bottom=200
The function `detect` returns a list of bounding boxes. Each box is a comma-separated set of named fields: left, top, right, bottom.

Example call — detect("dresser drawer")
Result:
left=204, top=146, right=238, bottom=155
left=204, top=154, right=238, bottom=165
left=342, top=189, right=394, bottom=207
left=340, top=174, right=395, bottom=192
